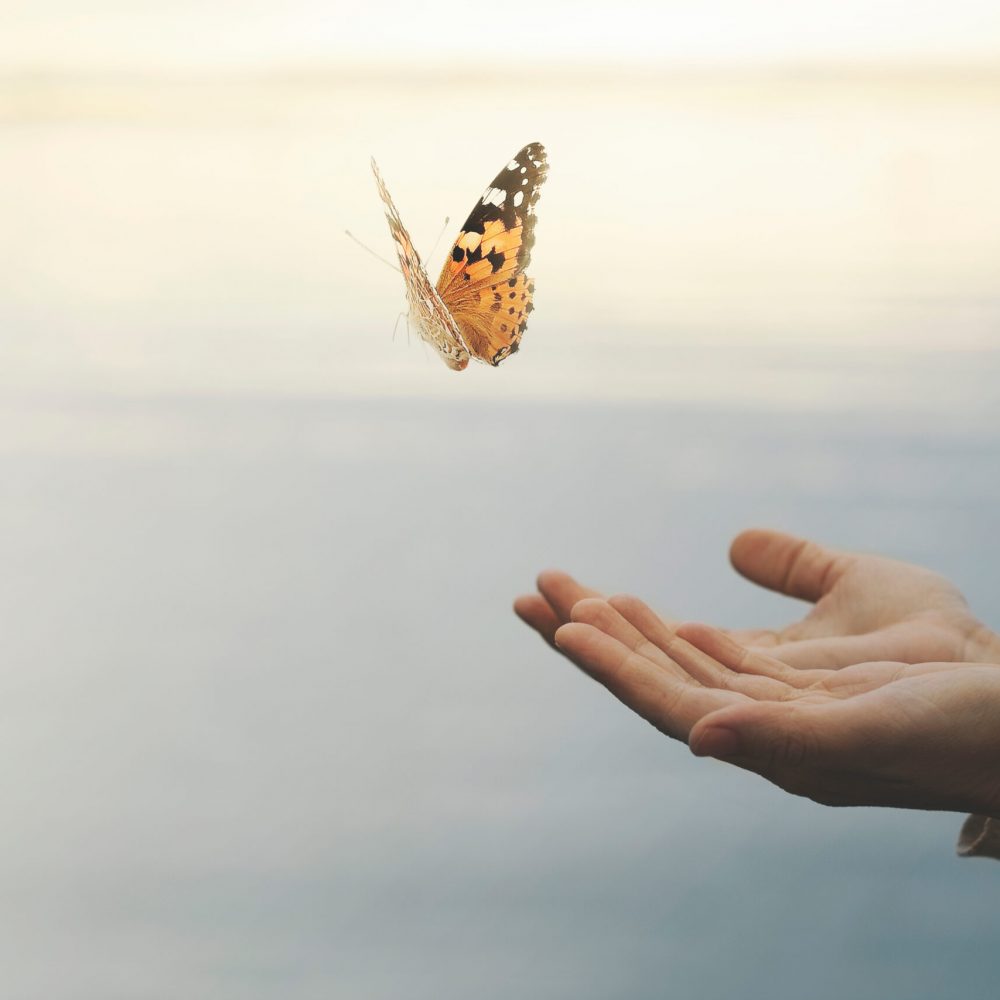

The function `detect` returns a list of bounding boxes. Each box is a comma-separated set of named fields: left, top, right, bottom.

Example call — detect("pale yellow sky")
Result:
left=3, top=0, right=1000, bottom=73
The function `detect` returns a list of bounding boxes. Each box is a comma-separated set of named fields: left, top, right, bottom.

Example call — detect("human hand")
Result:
left=514, top=570, right=608, bottom=650
left=514, top=529, right=1000, bottom=669
left=554, top=596, right=1000, bottom=818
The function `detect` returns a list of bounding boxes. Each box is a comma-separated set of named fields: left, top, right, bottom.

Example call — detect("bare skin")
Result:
left=514, top=529, right=1000, bottom=817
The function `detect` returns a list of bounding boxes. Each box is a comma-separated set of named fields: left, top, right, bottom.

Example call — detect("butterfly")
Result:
left=371, top=143, right=548, bottom=371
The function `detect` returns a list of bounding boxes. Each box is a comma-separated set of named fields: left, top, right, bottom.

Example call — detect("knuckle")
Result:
left=637, top=639, right=662, bottom=661
left=780, top=538, right=812, bottom=594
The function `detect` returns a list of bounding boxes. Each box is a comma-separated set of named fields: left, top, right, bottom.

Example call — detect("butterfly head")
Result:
left=442, top=353, right=469, bottom=372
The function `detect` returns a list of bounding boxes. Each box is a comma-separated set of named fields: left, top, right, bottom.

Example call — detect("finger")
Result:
left=688, top=698, right=874, bottom=776
left=606, top=595, right=785, bottom=696
left=729, top=529, right=853, bottom=603
left=604, top=596, right=670, bottom=637
left=725, top=627, right=781, bottom=647
left=677, top=622, right=831, bottom=688
left=536, top=570, right=603, bottom=623
left=554, top=622, right=747, bottom=740
left=570, top=598, right=695, bottom=683
left=606, top=594, right=684, bottom=633
left=513, top=593, right=564, bottom=647
left=764, top=625, right=942, bottom=671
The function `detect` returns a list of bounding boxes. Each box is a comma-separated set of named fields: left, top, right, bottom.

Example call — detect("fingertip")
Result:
left=729, top=528, right=773, bottom=569
left=536, top=568, right=571, bottom=592
left=688, top=705, right=746, bottom=753
left=689, top=724, right=742, bottom=758
left=674, top=621, right=716, bottom=643
left=568, top=596, right=608, bottom=624
left=512, top=594, right=536, bottom=621
left=553, top=621, right=593, bottom=650
left=606, top=593, right=643, bottom=615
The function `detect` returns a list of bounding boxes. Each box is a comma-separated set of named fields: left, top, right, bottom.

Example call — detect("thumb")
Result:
left=689, top=702, right=831, bottom=769
left=729, top=528, right=851, bottom=603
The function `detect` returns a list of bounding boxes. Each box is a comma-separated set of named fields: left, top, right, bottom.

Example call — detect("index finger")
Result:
left=554, top=622, right=749, bottom=741
left=514, top=570, right=603, bottom=648
left=535, top=570, right=603, bottom=621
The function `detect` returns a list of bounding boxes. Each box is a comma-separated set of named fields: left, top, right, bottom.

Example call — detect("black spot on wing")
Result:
left=460, top=202, right=503, bottom=237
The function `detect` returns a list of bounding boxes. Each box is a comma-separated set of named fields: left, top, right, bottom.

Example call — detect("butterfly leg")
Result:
left=405, top=313, right=415, bottom=349
left=391, top=310, right=408, bottom=343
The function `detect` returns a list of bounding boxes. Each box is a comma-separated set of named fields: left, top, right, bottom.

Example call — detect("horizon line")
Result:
left=3, top=56, right=1000, bottom=86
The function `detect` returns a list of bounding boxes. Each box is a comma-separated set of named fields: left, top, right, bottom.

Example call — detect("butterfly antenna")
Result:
left=424, top=216, right=450, bottom=264
left=345, top=230, right=401, bottom=274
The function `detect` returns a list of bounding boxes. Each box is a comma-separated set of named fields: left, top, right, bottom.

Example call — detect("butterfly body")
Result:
left=372, top=143, right=547, bottom=371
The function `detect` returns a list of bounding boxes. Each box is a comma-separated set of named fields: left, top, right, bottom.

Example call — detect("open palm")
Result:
left=515, top=528, right=998, bottom=670
left=553, top=594, right=1000, bottom=817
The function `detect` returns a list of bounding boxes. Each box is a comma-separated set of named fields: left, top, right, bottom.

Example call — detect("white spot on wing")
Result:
left=482, top=187, right=506, bottom=208
left=513, top=190, right=524, bottom=207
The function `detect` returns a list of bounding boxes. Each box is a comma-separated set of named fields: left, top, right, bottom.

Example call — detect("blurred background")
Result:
left=1, top=2, right=999, bottom=997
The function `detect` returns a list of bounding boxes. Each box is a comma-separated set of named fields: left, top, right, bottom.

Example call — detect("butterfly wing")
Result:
left=371, top=158, right=471, bottom=371
left=435, top=143, right=547, bottom=366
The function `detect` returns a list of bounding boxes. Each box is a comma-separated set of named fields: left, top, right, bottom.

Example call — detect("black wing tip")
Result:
left=517, top=142, right=548, bottom=170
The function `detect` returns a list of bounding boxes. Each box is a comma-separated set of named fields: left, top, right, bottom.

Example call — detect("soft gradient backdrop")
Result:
left=1, top=2, right=999, bottom=997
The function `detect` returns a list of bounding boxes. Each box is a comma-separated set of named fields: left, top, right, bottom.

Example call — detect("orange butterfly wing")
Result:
left=435, top=143, right=547, bottom=366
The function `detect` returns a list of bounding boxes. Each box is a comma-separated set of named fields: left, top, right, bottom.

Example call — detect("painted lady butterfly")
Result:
left=372, top=143, right=548, bottom=371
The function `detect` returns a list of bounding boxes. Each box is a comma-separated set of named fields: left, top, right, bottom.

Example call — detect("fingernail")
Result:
left=691, top=726, right=742, bottom=758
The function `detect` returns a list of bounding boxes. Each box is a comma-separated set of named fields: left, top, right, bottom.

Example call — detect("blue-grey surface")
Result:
left=0, top=369, right=998, bottom=999
left=3, top=63, right=1000, bottom=998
